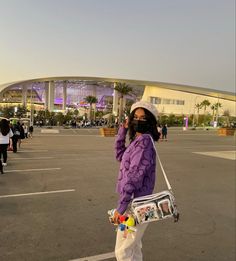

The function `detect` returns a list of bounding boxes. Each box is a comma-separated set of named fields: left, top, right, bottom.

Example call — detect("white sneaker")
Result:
left=2, top=163, right=7, bottom=166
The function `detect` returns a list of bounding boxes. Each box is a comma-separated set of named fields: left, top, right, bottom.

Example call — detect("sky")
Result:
left=0, top=0, right=235, bottom=92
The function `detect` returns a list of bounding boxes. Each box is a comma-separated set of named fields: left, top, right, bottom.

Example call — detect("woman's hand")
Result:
left=111, top=209, right=121, bottom=225
left=122, top=118, right=129, bottom=129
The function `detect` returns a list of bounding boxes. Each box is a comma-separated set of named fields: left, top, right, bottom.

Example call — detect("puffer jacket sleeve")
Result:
left=114, top=126, right=128, bottom=162
left=116, top=135, right=154, bottom=214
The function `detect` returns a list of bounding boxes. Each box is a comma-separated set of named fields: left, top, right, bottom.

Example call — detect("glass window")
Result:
left=150, top=96, right=184, bottom=105
left=150, top=97, right=162, bottom=104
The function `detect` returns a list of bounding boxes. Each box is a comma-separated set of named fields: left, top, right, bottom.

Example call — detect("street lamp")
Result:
left=192, top=96, right=201, bottom=127
left=30, top=85, right=34, bottom=126
left=215, top=95, right=220, bottom=127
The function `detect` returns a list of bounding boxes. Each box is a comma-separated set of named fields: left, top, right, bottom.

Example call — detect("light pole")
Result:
left=215, top=95, right=220, bottom=127
left=30, top=85, right=34, bottom=126
left=192, top=96, right=201, bottom=127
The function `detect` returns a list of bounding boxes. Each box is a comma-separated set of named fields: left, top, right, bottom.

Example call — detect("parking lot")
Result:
left=0, top=127, right=235, bottom=261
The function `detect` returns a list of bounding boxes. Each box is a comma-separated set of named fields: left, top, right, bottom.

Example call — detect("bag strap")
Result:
left=156, top=153, right=172, bottom=191
left=149, top=135, right=180, bottom=223
left=149, top=135, right=172, bottom=191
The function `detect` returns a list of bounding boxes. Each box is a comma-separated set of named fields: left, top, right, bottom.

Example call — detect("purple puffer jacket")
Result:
left=115, top=127, right=156, bottom=214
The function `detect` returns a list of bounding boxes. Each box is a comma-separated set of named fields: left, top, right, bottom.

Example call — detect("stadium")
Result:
left=0, top=76, right=235, bottom=121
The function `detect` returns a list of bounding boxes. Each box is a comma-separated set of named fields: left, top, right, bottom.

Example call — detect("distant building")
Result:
left=0, top=76, right=235, bottom=117
left=142, top=85, right=235, bottom=116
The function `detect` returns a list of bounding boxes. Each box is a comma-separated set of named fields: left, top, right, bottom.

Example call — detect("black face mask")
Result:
left=132, top=120, right=150, bottom=134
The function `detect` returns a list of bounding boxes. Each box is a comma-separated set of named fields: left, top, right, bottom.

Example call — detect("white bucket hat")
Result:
left=130, top=101, right=158, bottom=121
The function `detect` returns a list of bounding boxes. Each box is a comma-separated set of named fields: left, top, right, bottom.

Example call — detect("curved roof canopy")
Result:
left=0, top=76, right=235, bottom=101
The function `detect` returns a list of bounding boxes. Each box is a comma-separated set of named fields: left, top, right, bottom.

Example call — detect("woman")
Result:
left=112, top=101, right=159, bottom=261
left=0, top=119, right=13, bottom=173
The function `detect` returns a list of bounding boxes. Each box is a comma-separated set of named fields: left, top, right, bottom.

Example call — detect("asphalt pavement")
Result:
left=0, top=127, right=235, bottom=261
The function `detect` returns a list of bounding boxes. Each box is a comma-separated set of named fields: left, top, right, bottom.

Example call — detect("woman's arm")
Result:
left=114, top=126, right=128, bottom=161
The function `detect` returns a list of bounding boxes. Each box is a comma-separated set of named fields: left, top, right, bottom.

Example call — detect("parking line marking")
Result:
left=0, top=189, right=75, bottom=199
left=34, top=135, right=100, bottom=137
left=16, top=150, right=48, bottom=152
left=9, top=157, right=54, bottom=160
left=193, top=151, right=236, bottom=160
left=41, top=129, right=59, bottom=133
left=21, top=143, right=42, bottom=145
left=5, top=167, right=61, bottom=173
left=69, top=251, right=115, bottom=261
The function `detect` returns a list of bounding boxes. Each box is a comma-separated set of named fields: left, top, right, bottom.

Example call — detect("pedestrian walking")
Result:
left=162, top=124, right=168, bottom=141
left=0, top=119, right=13, bottom=173
left=11, top=120, right=21, bottom=153
left=29, top=125, right=34, bottom=138
left=23, top=124, right=28, bottom=138
left=18, top=122, right=25, bottom=148
left=110, top=101, right=159, bottom=261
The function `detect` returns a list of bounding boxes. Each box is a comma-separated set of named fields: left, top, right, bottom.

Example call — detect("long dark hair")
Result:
left=128, top=108, right=159, bottom=142
left=0, top=119, right=10, bottom=136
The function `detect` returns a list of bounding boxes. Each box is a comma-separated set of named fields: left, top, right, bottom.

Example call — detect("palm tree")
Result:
left=201, top=100, right=211, bottom=114
left=84, top=95, right=98, bottom=121
left=200, top=100, right=211, bottom=126
left=195, top=103, right=202, bottom=125
left=114, top=82, right=133, bottom=123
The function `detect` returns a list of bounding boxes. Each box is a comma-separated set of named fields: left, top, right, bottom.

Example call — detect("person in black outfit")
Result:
left=29, top=125, right=34, bottom=138
left=162, top=124, right=168, bottom=141
left=18, top=122, right=25, bottom=148
left=11, top=120, right=21, bottom=153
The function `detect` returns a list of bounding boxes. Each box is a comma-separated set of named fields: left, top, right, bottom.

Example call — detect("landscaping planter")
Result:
left=100, top=128, right=117, bottom=137
left=217, top=128, right=235, bottom=136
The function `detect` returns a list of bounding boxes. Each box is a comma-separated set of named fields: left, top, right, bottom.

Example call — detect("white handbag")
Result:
left=131, top=138, right=179, bottom=224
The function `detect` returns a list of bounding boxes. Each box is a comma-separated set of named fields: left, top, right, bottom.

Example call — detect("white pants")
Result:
left=115, top=223, right=148, bottom=261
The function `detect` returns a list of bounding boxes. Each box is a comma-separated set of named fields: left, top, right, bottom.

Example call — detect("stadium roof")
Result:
left=0, top=76, right=235, bottom=101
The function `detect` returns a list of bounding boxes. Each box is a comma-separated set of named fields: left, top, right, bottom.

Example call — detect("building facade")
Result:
left=143, top=85, right=235, bottom=116
left=0, top=77, right=235, bottom=117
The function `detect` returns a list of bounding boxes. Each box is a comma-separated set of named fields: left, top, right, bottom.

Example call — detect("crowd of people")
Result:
left=35, top=118, right=110, bottom=128
left=71, top=119, right=109, bottom=128
left=0, top=119, right=33, bottom=174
